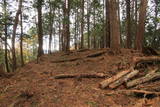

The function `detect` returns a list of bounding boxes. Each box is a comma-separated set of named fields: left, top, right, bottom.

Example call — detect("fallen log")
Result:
left=127, top=72, right=160, bottom=88
left=99, top=69, right=131, bottom=89
left=87, top=51, right=106, bottom=58
left=119, top=89, right=160, bottom=98
left=54, top=73, right=108, bottom=79
left=51, top=57, right=81, bottom=63
left=134, top=79, right=160, bottom=92
left=133, top=56, right=160, bottom=67
left=109, top=69, right=139, bottom=89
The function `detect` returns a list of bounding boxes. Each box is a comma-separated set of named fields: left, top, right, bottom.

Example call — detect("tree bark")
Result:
left=135, top=0, right=148, bottom=51
left=109, top=0, right=121, bottom=51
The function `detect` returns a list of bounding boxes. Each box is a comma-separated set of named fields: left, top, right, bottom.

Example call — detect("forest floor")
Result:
left=0, top=48, right=160, bottom=107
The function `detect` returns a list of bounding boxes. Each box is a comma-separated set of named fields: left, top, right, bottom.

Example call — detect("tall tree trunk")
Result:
left=135, top=0, right=148, bottom=51
left=117, top=0, right=122, bottom=47
left=87, top=0, right=90, bottom=49
left=152, top=0, right=158, bottom=48
left=62, top=3, right=65, bottom=51
left=53, top=27, right=56, bottom=50
left=37, top=0, right=43, bottom=58
left=48, top=0, right=54, bottom=54
left=20, top=5, right=24, bottom=67
left=126, top=0, right=132, bottom=48
left=63, top=0, right=70, bottom=52
left=80, top=0, right=84, bottom=49
left=58, top=8, right=62, bottom=51
left=105, top=0, right=110, bottom=48
left=4, top=0, right=10, bottom=72
left=100, top=0, right=104, bottom=48
left=93, top=0, right=96, bottom=49
left=109, top=0, right=121, bottom=50
left=74, top=8, right=78, bottom=50
left=12, top=0, right=22, bottom=72
left=66, top=0, right=70, bottom=51
left=135, top=0, right=138, bottom=40
left=102, top=0, right=105, bottom=48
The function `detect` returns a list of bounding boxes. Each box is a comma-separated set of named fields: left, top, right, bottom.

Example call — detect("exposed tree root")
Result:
left=86, top=51, right=107, bottom=58
left=77, top=49, right=89, bottom=52
left=51, top=58, right=82, bottom=63
left=52, top=51, right=107, bottom=63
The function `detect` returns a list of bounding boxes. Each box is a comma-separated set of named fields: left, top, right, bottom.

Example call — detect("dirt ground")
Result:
left=0, top=48, right=160, bottom=107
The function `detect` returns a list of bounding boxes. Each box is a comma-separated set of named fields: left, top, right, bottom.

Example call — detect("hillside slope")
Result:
left=0, top=49, right=160, bottom=107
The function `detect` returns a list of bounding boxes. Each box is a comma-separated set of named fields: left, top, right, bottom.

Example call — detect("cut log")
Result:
left=87, top=51, right=106, bottom=58
left=109, top=69, right=139, bottom=89
left=99, top=69, right=131, bottom=89
left=51, top=57, right=81, bottom=63
left=127, top=72, right=160, bottom=88
left=54, top=73, right=108, bottom=79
